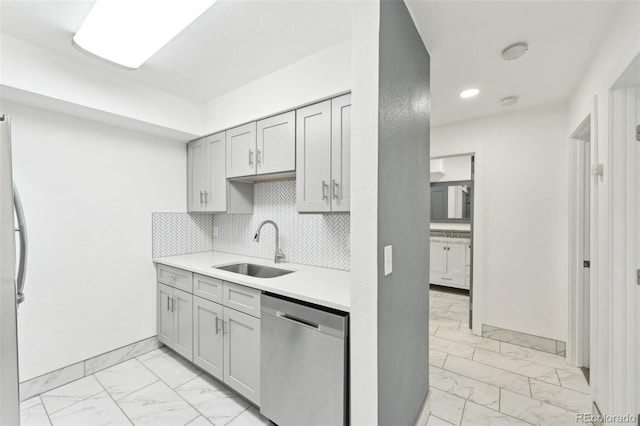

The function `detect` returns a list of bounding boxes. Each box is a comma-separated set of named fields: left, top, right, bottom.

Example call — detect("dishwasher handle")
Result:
left=277, top=312, right=319, bottom=329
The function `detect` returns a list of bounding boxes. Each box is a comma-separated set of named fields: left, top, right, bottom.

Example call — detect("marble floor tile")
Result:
left=426, top=414, right=455, bottom=426
left=430, top=308, right=470, bottom=323
left=556, top=368, right=590, bottom=395
left=20, top=397, right=51, bottom=426
left=430, top=315, right=462, bottom=330
left=117, top=380, right=199, bottom=426
left=225, top=407, right=272, bottom=426
left=175, top=375, right=250, bottom=425
left=447, top=303, right=469, bottom=314
left=95, top=358, right=159, bottom=400
left=500, top=342, right=571, bottom=369
left=137, top=348, right=202, bottom=389
left=41, top=375, right=105, bottom=414
left=460, top=401, right=528, bottom=426
left=435, top=328, right=501, bottom=352
left=187, top=415, right=214, bottom=426
left=529, top=379, right=592, bottom=413
left=482, top=325, right=557, bottom=354
left=429, top=350, right=449, bottom=368
left=430, top=298, right=454, bottom=310
left=430, top=366, right=499, bottom=410
left=49, top=391, right=132, bottom=426
left=430, top=324, right=439, bottom=336
left=429, top=388, right=466, bottom=425
left=85, top=337, right=161, bottom=376
left=500, top=388, right=578, bottom=426
left=20, top=362, right=85, bottom=402
left=430, top=336, right=475, bottom=360
left=472, top=348, right=560, bottom=385
left=443, top=356, right=531, bottom=397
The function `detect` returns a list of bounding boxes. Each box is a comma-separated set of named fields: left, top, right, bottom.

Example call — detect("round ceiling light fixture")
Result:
left=500, top=96, right=519, bottom=107
left=460, top=88, right=480, bottom=99
left=501, top=42, right=528, bottom=61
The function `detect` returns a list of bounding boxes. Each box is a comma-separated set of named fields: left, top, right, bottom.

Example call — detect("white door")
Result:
left=205, top=132, right=227, bottom=212
left=226, top=122, right=257, bottom=178
left=193, top=296, right=224, bottom=380
left=223, top=307, right=260, bottom=405
left=296, top=100, right=332, bottom=212
left=256, top=111, right=295, bottom=175
left=447, top=243, right=467, bottom=275
left=430, top=241, right=447, bottom=275
left=157, top=284, right=174, bottom=346
left=331, top=93, right=351, bottom=212
left=187, top=138, right=207, bottom=212
left=581, top=138, right=591, bottom=367
left=173, top=288, right=193, bottom=361
left=634, top=88, right=640, bottom=414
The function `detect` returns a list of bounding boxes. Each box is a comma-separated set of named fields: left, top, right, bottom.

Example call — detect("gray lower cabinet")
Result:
left=157, top=283, right=193, bottom=361
left=193, top=296, right=224, bottom=381
left=223, top=306, right=261, bottom=405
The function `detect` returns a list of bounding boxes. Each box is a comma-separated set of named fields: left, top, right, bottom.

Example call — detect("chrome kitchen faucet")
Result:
left=253, top=220, right=285, bottom=264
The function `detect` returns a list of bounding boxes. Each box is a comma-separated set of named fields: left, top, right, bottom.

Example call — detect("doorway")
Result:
left=568, top=117, right=591, bottom=377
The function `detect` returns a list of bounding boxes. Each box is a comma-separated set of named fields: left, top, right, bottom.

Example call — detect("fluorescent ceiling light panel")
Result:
left=73, top=0, right=216, bottom=69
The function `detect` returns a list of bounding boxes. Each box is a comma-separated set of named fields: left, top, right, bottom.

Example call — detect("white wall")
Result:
left=5, top=103, right=186, bottom=380
left=431, top=155, right=472, bottom=182
left=201, top=39, right=351, bottom=135
left=566, top=1, right=640, bottom=416
left=432, top=103, right=569, bottom=341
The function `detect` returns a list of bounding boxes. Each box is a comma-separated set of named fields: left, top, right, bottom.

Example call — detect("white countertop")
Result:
left=153, top=251, right=351, bottom=312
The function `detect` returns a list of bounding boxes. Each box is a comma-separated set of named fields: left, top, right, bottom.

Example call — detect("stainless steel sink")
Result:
left=214, top=263, right=294, bottom=279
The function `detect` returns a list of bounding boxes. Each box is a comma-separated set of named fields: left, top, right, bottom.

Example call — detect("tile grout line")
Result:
left=99, top=378, right=137, bottom=426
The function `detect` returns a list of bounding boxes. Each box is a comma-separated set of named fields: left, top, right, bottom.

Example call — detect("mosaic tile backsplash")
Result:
left=152, top=212, right=213, bottom=258
left=152, top=180, right=351, bottom=271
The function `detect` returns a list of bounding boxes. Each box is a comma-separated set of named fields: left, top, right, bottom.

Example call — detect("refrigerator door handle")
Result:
left=14, top=183, right=27, bottom=304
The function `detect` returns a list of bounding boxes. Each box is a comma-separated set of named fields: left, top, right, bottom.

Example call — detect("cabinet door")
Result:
left=430, top=241, right=448, bottom=274
left=193, top=296, right=224, bottom=380
left=223, top=307, right=260, bottom=405
left=331, top=94, right=351, bottom=212
left=296, top=100, right=332, bottom=212
left=226, top=122, right=257, bottom=178
left=157, top=284, right=174, bottom=347
left=256, top=111, right=295, bottom=175
left=187, top=138, right=207, bottom=212
left=172, top=289, right=193, bottom=361
left=447, top=243, right=467, bottom=275
left=205, top=132, right=227, bottom=212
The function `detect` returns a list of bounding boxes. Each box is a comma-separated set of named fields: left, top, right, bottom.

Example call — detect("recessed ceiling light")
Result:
left=73, top=0, right=217, bottom=69
left=460, top=89, right=480, bottom=99
left=500, top=96, right=519, bottom=107
left=501, top=42, right=528, bottom=61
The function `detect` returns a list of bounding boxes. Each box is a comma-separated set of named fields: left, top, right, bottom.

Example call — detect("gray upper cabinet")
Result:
left=331, top=93, right=351, bottom=212
left=205, top=132, right=227, bottom=212
left=226, top=122, right=257, bottom=178
left=296, top=100, right=332, bottom=212
left=256, top=111, right=295, bottom=176
left=296, top=94, right=351, bottom=213
left=187, top=138, right=207, bottom=212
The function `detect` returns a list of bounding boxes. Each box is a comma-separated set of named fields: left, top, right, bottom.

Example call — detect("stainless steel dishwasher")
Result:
left=260, top=293, right=349, bottom=426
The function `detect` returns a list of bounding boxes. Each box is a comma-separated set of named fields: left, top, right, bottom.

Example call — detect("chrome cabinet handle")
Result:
left=256, top=149, right=261, bottom=166
left=204, top=191, right=208, bottom=205
left=171, top=298, right=175, bottom=312
left=332, top=179, right=339, bottom=200
left=222, top=320, right=228, bottom=334
left=248, top=149, right=254, bottom=165
left=199, top=191, right=204, bottom=205
left=215, top=317, right=221, bottom=334
left=322, top=180, right=328, bottom=200
left=167, top=296, right=170, bottom=311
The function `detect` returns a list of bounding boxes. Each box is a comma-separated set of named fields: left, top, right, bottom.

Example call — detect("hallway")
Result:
left=427, top=288, right=590, bottom=425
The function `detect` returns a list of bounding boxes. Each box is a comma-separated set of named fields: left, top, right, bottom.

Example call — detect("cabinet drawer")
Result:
left=194, top=274, right=223, bottom=304
left=434, top=273, right=465, bottom=288
left=157, top=264, right=193, bottom=293
left=223, top=282, right=261, bottom=318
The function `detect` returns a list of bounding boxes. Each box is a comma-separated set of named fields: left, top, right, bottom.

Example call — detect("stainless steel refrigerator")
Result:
left=1, top=115, right=28, bottom=425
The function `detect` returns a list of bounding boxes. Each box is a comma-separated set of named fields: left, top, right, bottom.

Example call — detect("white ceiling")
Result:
left=407, top=0, right=623, bottom=126
left=0, top=0, right=625, bottom=126
left=0, top=0, right=352, bottom=103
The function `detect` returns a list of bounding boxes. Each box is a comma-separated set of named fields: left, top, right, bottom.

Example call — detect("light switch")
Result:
left=384, top=245, right=392, bottom=276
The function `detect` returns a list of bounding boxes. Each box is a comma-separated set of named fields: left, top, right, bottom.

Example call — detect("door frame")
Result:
left=567, top=115, right=592, bottom=368
left=430, top=147, right=485, bottom=336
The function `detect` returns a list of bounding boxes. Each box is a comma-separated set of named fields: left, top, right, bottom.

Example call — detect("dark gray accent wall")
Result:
left=377, top=0, right=431, bottom=424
